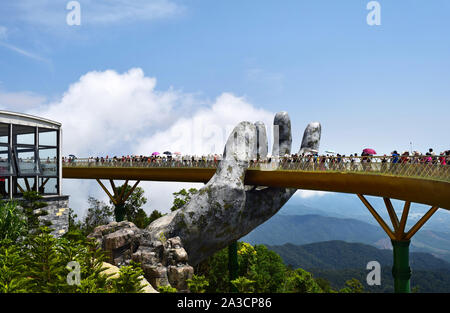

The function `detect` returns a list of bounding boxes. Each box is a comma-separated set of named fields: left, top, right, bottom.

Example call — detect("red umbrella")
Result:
left=363, top=148, right=376, bottom=155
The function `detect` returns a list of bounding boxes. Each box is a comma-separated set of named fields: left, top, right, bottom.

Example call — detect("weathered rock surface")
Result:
left=89, top=221, right=193, bottom=292
left=146, top=121, right=258, bottom=265
left=272, top=111, right=292, bottom=156
left=299, top=122, right=321, bottom=154
left=254, top=121, right=268, bottom=160
left=145, top=112, right=322, bottom=266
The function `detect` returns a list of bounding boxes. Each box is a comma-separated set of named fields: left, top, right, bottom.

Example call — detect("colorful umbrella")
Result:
left=363, top=148, right=376, bottom=155
left=152, top=152, right=160, bottom=156
left=174, top=152, right=181, bottom=155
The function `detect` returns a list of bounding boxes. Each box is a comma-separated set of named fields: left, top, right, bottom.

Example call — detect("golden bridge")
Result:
left=61, top=154, right=449, bottom=293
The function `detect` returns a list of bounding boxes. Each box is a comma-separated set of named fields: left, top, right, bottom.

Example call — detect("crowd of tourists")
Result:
left=63, top=148, right=450, bottom=169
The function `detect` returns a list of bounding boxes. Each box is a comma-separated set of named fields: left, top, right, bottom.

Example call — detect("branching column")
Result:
left=357, top=194, right=439, bottom=293
left=96, top=179, right=141, bottom=222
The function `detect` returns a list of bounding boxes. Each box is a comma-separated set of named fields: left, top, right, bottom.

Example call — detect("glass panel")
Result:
left=0, top=148, right=15, bottom=176
left=13, top=125, right=35, bottom=145
left=39, top=148, right=57, bottom=176
left=15, top=148, right=40, bottom=175
left=39, top=129, right=57, bottom=147
left=0, top=177, right=9, bottom=199
left=0, top=123, right=9, bottom=144
left=39, top=177, right=57, bottom=195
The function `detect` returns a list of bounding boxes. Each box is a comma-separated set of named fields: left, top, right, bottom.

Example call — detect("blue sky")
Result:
left=1, top=0, right=449, bottom=155
left=0, top=0, right=449, bottom=214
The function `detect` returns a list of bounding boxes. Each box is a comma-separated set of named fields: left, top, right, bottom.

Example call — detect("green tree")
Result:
left=231, top=276, right=255, bottom=293
left=0, top=240, right=30, bottom=293
left=20, top=191, right=49, bottom=234
left=24, top=227, right=68, bottom=292
left=110, top=262, right=144, bottom=293
left=170, top=188, right=198, bottom=212
left=187, top=274, right=209, bottom=293
left=0, top=227, right=147, bottom=293
left=284, top=268, right=323, bottom=293
left=158, top=285, right=178, bottom=293
left=82, top=197, right=114, bottom=235
left=315, top=277, right=334, bottom=293
left=68, top=208, right=82, bottom=231
left=252, top=245, right=287, bottom=293
left=195, top=246, right=229, bottom=292
left=112, top=185, right=147, bottom=222
left=64, top=208, right=85, bottom=241
left=339, top=278, right=364, bottom=293
left=195, top=241, right=322, bottom=293
left=130, top=209, right=165, bottom=229
left=147, top=209, right=165, bottom=224
left=0, top=200, right=27, bottom=242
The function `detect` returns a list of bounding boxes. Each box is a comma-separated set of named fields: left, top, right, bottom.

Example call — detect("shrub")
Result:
left=187, top=275, right=209, bottom=293
left=0, top=201, right=27, bottom=242
left=158, top=285, right=178, bottom=293
left=0, top=227, right=146, bottom=293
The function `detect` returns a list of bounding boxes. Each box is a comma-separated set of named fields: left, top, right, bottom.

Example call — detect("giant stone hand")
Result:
left=146, top=112, right=321, bottom=265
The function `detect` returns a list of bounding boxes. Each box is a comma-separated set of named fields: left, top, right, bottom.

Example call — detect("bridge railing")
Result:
left=255, top=155, right=449, bottom=182
left=62, top=155, right=450, bottom=182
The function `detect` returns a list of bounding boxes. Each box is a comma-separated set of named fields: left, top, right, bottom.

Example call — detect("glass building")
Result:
left=0, top=110, right=62, bottom=199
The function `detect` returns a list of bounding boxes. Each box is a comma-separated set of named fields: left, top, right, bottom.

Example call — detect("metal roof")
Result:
left=0, top=110, right=61, bottom=129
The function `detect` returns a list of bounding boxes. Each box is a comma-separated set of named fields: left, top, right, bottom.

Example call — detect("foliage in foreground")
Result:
left=0, top=225, right=144, bottom=293
left=193, top=241, right=365, bottom=293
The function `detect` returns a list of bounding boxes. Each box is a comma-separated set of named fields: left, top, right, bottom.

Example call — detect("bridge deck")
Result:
left=62, top=159, right=450, bottom=210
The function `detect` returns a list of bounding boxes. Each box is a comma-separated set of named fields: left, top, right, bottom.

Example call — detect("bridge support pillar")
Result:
left=391, top=240, right=411, bottom=293
left=357, top=194, right=439, bottom=293
left=96, top=179, right=141, bottom=222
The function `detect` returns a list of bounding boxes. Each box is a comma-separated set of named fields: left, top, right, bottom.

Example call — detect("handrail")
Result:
left=62, top=155, right=450, bottom=183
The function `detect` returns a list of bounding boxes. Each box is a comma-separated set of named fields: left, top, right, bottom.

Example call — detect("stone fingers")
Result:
left=299, top=122, right=321, bottom=154
left=272, top=111, right=292, bottom=157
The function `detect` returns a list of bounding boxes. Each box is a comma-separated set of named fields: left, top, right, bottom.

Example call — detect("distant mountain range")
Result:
left=283, top=193, right=450, bottom=233
left=264, top=241, right=450, bottom=293
left=242, top=213, right=450, bottom=262
left=267, top=241, right=450, bottom=271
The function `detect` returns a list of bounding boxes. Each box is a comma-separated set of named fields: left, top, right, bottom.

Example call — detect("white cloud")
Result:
left=135, top=92, right=274, bottom=155
left=0, top=41, right=50, bottom=63
left=27, top=68, right=275, bottom=216
left=0, top=90, right=47, bottom=111
left=31, top=68, right=186, bottom=157
left=295, top=190, right=328, bottom=199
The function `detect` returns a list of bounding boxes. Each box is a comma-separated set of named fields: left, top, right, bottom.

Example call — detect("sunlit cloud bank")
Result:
left=21, top=68, right=278, bottom=216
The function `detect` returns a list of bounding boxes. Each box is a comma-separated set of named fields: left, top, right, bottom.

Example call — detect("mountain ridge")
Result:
left=242, top=213, right=450, bottom=262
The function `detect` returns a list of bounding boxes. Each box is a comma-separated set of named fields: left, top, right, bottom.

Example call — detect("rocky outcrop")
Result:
left=88, top=221, right=193, bottom=292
